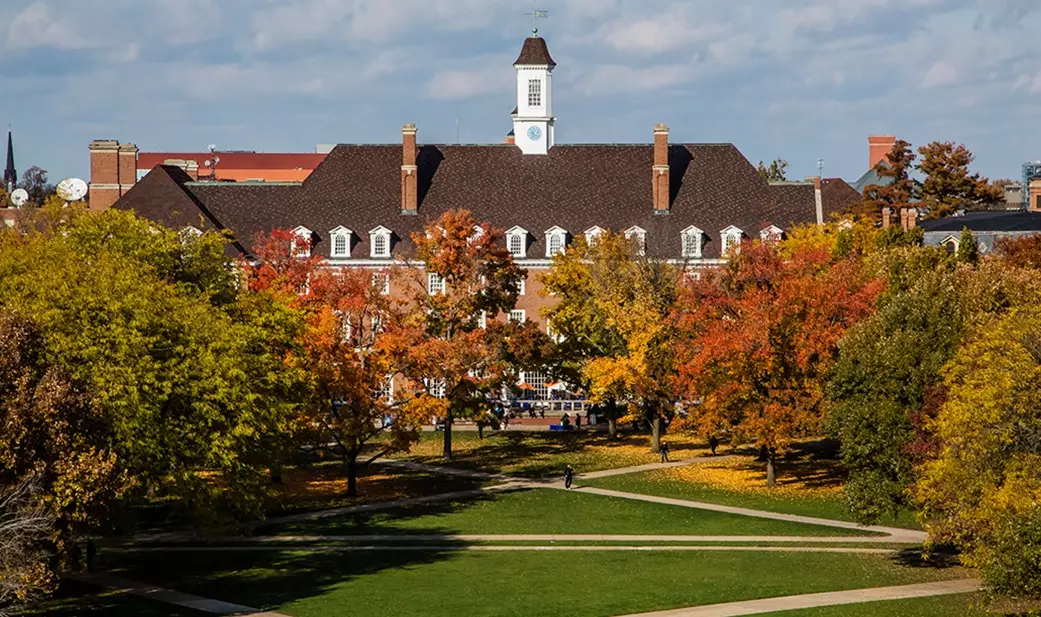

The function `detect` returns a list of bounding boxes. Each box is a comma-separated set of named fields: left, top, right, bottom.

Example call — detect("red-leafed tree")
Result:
left=242, top=229, right=424, bottom=497
left=674, top=241, right=884, bottom=485
left=384, top=209, right=533, bottom=460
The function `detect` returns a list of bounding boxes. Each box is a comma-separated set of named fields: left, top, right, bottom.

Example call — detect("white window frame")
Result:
left=369, top=226, right=392, bottom=258
left=720, top=226, right=744, bottom=255
left=528, top=79, right=542, bottom=107
left=625, top=226, right=647, bottom=256
left=428, top=272, right=446, bottom=296
left=329, top=226, right=353, bottom=258
left=292, top=226, right=313, bottom=258
left=516, top=276, right=526, bottom=296
left=545, top=226, right=567, bottom=258
left=681, top=226, right=703, bottom=259
left=759, top=225, right=783, bottom=244
left=506, top=226, right=529, bottom=258
left=509, top=309, right=526, bottom=324
left=941, top=234, right=960, bottom=254
left=584, top=226, right=606, bottom=245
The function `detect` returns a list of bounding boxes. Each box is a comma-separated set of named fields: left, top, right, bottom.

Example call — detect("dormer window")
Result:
left=506, top=226, right=529, bottom=258
left=329, top=226, right=353, bottom=258
left=471, top=225, right=485, bottom=242
left=759, top=225, right=783, bottom=244
left=625, top=226, right=647, bottom=256
left=369, top=226, right=393, bottom=258
left=721, top=226, right=744, bottom=255
left=292, top=226, right=313, bottom=258
left=681, top=226, right=703, bottom=259
left=584, top=226, right=606, bottom=245
left=545, top=226, right=568, bottom=258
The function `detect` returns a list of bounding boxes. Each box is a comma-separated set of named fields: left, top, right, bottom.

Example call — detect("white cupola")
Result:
left=512, top=33, right=556, bottom=155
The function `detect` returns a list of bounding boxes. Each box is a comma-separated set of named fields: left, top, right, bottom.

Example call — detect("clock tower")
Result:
left=512, top=32, right=556, bottom=155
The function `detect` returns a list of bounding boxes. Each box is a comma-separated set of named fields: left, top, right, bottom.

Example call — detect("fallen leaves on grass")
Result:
left=661, top=456, right=844, bottom=498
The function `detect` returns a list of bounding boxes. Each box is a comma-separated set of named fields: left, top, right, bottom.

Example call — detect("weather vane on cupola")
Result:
left=523, top=4, right=548, bottom=37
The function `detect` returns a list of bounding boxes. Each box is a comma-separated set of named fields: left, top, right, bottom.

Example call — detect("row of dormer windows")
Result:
left=281, top=224, right=785, bottom=260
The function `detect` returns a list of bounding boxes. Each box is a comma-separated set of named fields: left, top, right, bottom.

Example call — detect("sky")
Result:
left=2, top=0, right=1040, bottom=184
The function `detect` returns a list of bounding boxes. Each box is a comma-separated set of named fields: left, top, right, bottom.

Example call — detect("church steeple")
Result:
left=512, top=26, right=556, bottom=155
left=3, top=129, right=15, bottom=193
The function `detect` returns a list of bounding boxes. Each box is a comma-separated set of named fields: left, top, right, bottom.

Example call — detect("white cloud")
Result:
left=579, top=63, right=693, bottom=95
left=427, top=63, right=514, bottom=100
left=4, top=1, right=93, bottom=50
left=921, top=62, right=959, bottom=88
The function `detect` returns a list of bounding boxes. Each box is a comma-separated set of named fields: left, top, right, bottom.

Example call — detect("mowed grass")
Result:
left=17, top=580, right=206, bottom=616
left=393, top=431, right=713, bottom=478
left=261, top=488, right=881, bottom=537
left=586, top=464, right=920, bottom=530
left=756, top=593, right=992, bottom=617
left=102, top=549, right=972, bottom=617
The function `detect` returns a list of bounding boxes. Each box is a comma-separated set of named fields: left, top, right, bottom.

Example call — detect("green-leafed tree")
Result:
left=956, top=227, right=979, bottom=265
left=917, top=142, right=1004, bottom=218
left=757, top=159, right=789, bottom=182
left=860, top=140, right=919, bottom=220
left=541, top=232, right=679, bottom=447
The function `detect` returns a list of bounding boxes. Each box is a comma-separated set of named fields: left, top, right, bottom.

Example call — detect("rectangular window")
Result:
left=682, top=233, right=701, bottom=258
left=509, top=309, right=526, bottom=324
left=508, top=234, right=525, bottom=257
left=372, top=234, right=389, bottom=258
left=293, top=238, right=311, bottom=258
left=332, top=234, right=349, bottom=257
left=516, top=277, right=526, bottom=296
left=521, top=371, right=549, bottom=400
left=424, top=378, right=446, bottom=399
left=627, top=232, right=646, bottom=256
left=428, top=272, right=445, bottom=295
left=528, top=79, right=542, bottom=107
left=372, top=271, right=390, bottom=295
left=375, top=376, right=394, bottom=404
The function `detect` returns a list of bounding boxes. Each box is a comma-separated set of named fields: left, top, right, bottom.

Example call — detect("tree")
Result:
left=757, top=159, right=789, bottom=182
left=915, top=308, right=1041, bottom=598
left=244, top=229, right=425, bottom=497
left=956, top=227, right=979, bottom=265
left=541, top=232, right=679, bottom=447
left=677, top=240, right=883, bottom=486
left=828, top=253, right=1041, bottom=523
left=18, top=167, right=53, bottom=206
left=389, top=209, right=526, bottom=459
left=917, top=141, right=1003, bottom=218
left=0, top=478, right=55, bottom=616
left=997, top=234, right=1041, bottom=270
left=860, top=140, right=918, bottom=219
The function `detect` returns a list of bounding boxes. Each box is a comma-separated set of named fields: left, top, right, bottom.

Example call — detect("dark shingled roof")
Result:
left=116, top=143, right=862, bottom=260
left=920, top=210, right=1041, bottom=233
left=514, top=36, right=556, bottom=67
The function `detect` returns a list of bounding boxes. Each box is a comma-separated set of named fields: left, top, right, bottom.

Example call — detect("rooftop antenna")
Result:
left=523, top=4, right=549, bottom=36
left=204, top=144, right=220, bottom=181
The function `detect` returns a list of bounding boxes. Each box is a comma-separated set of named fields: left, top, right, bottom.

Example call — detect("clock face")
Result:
left=527, top=126, right=542, bottom=141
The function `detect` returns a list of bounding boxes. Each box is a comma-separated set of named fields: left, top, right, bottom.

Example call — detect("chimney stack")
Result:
left=868, top=135, right=896, bottom=170
left=504, top=131, right=516, bottom=145
left=881, top=207, right=891, bottom=228
left=401, top=123, right=418, bottom=215
left=652, top=123, right=670, bottom=213
left=812, top=177, right=824, bottom=225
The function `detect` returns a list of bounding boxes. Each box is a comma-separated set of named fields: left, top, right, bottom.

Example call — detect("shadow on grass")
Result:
left=891, top=545, right=961, bottom=569
left=17, top=579, right=206, bottom=616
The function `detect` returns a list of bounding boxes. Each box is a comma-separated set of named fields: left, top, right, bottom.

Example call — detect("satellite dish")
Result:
left=10, top=188, right=28, bottom=208
left=56, top=178, right=88, bottom=202
left=208, top=144, right=217, bottom=152
left=204, top=160, right=212, bottom=167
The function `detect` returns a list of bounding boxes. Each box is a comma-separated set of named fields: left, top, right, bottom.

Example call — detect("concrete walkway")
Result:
left=69, top=573, right=290, bottom=617
left=111, top=545, right=896, bottom=555
left=613, top=578, right=982, bottom=617
left=172, top=533, right=911, bottom=545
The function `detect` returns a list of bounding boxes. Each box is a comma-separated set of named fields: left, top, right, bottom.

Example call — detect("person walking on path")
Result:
left=709, top=435, right=719, bottom=456
left=659, top=441, right=670, bottom=463
left=564, top=464, right=574, bottom=490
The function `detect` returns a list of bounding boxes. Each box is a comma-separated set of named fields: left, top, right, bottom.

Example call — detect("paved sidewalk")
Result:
left=612, top=578, right=982, bottom=617
left=182, top=533, right=910, bottom=545
left=111, top=545, right=895, bottom=554
left=69, top=573, right=290, bottom=617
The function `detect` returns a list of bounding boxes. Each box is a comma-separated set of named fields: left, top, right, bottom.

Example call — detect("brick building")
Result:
left=108, top=33, right=862, bottom=398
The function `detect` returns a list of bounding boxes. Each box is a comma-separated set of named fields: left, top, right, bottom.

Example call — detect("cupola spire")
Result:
left=3, top=128, right=15, bottom=193
left=512, top=26, right=556, bottom=155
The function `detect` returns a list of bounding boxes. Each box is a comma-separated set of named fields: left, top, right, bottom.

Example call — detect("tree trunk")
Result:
left=477, top=421, right=484, bottom=440
left=765, top=456, right=776, bottom=488
left=442, top=409, right=454, bottom=460
left=650, top=415, right=662, bottom=453
left=346, top=456, right=358, bottom=497
left=607, top=417, right=618, bottom=440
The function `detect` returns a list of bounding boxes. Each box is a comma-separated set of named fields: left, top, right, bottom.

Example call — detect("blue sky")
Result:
left=2, top=0, right=1040, bottom=184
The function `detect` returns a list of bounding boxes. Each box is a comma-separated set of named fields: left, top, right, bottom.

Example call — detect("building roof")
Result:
left=116, top=143, right=862, bottom=260
left=920, top=210, right=1041, bottom=233
left=136, top=152, right=327, bottom=171
left=514, top=36, right=556, bottom=67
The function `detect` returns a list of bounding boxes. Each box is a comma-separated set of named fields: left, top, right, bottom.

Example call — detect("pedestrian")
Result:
left=659, top=441, right=670, bottom=463
left=564, top=464, right=574, bottom=490
left=709, top=435, right=719, bottom=456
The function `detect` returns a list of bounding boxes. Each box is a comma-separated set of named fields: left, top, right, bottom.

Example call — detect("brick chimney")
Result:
left=868, top=135, right=896, bottom=170
left=812, top=176, right=824, bottom=225
left=89, top=140, right=137, bottom=211
left=401, top=123, right=418, bottom=215
left=504, top=131, right=516, bottom=145
left=652, top=124, right=670, bottom=213
left=881, top=207, right=891, bottom=228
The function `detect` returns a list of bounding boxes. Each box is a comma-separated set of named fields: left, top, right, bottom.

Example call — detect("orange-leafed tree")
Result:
left=917, top=141, right=1003, bottom=217
left=859, top=139, right=918, bottom=220
left=386, top=209, right=529, bottom=460
left=243, top=229, right=423, bottom=497
left=674, top=241, right=883, bottom=486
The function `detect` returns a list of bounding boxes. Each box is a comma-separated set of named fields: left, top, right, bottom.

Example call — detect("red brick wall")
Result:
left=868, top=135, right=896, bottom=170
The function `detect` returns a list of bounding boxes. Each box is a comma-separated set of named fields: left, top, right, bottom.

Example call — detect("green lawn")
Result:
left=263, top=488, right=881, bottom=537
left=16, top=580, right=206, bottom=616
left=392, top=431, right=711, bottom=478
left=102, top=549, right=970, bottom=617
left=585, top=471, right=921, bottom=529
left=756, top=593, right=992, bottom=616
